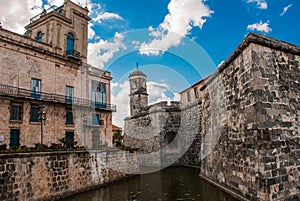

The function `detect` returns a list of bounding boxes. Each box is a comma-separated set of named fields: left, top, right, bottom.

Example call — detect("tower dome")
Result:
left=129, top=66, right=147, bottom=77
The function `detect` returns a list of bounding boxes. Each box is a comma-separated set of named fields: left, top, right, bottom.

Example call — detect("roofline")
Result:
left=179, top=74, right=211, bottom=94
left=129, top=72, right=147, bottom=78
left=25, top=0, right=90, bottom=29
left=181, top=32, right=300, bottom=93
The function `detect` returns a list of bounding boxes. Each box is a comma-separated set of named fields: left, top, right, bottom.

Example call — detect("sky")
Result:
left=1, top=0, right=299, bottom=127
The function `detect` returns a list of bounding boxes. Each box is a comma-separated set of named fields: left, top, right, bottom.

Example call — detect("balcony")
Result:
left=30, top=6, right=66, bottom=23
left=0, top=84, right=116, bottom=112
left=66, top=50, right=81, bottom=59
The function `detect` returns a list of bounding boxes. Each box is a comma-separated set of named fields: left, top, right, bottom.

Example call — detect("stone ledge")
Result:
left=0, top=150, right=89, bottom=159
left=199, top=174, right=250, bottom=201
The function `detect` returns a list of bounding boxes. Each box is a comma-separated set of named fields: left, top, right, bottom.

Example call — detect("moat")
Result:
left=60, top=166, right=238, bottom=201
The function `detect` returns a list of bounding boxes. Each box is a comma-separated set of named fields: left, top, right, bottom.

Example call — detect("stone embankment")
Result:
left=0, top=150, right=138, bottom=201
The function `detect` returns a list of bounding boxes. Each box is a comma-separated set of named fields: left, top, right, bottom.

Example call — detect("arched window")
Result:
left=66, top=32, right=74, bottom=52
left=37, top=31, right=42, bottom=42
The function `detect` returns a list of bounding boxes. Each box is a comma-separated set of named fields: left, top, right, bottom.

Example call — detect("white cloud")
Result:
left=94, top=12, right=124, bottom=23
left=87, top=32, right=126, bottom=68
left=47, top=0, right=64, bottom=6
left=247, top=20, right=272, bottom=33
left=70, top=0, right=91, bottom=7
left=139, top=0, right=213, bottom=56
left=111, top=80, right=180, bottom=127
left=0, top=0, right=43, bottom=34
left=147, top=82, right=180, bottom=104
left=88, top=23, right=95, bottom=39
left=280, top=4, right=292, bottom=16
left=47, top=0, right=92, bottom=9
left=246, top=0, right=268, bottom=9
left=111, top=81, right=130, bottom=128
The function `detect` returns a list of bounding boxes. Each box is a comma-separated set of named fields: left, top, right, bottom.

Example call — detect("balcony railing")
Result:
left=0, top=84, right=116, bottom=112
left=30, top=6, right=66, bottom=23
left=66, top=50, right=81, bottom=59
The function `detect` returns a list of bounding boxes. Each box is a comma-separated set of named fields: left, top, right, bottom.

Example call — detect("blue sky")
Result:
left=1, top=0, right=299, bottom=126
left=87, top=0, right=299, bottom=62
left=83, top=0, right=300, bottom=82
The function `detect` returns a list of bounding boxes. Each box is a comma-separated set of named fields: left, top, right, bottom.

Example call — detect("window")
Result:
left=66, top=108, right=73, bottom=125
left=92, top=114, right=103, bottom=125
left=66, top=32, right=74, bottom=55
left=91, top=80, right=106, bottom=108
left=10, top=103, right=22, bottom=121
left=10, top=129, right=20, bottom=148
left=30, top=105, right=40, bottom=122
left=31, top=78, right=41, bottom=98
left=37, top=31, right=42, bottom=42
left=187, top=91, right=191, bottom=102
left=194, top=87, right=199, bottom=99
left=65, top=131, right=74, bottom=149
left=65, top=86, right=74, bottom=103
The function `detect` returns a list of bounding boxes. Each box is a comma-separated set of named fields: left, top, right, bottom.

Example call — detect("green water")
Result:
left=61, top=166, right=238, bottom=201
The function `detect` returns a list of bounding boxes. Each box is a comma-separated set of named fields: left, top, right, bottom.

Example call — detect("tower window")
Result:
left=66, top=33, right=74, bottom=51
left=37, top=31, right=43, bottom=42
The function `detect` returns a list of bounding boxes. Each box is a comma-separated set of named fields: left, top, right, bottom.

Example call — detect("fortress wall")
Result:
left=123, top=33, right=300, bottom=200
left=199, top=42, right=300, bottom=200
left=176, top=101, right=202, bottom=166
left=0, top=150, right=138, bottom=201
left=123, top=103, right=181, bottom=167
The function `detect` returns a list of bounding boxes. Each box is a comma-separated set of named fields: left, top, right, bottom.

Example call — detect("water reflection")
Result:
left=61, top=166, right=237, bottom=201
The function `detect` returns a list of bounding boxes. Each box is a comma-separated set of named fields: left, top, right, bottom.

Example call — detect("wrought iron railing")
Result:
left=30, top=6, right=66, bottom=23
left=0, top=84, right=116, bottom=112
left=66, top=50, right=81, bottom=58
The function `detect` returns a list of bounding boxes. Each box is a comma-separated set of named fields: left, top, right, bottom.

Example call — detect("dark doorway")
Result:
left=66, top=131, right=74, bottom=148
left=10, top=129, right=20, bottom=148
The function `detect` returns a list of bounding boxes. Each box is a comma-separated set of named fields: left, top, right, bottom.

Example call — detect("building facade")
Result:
left=0, top=0, right=115, bottom=149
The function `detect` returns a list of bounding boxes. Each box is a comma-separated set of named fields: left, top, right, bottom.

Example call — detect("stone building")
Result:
left=124, top=33, right=300, bottom=200
left=0, top=0, right=115, bottom=149
left=180, top=33, right=300, bottom=200
left=124, top=66, right=181, bottom=167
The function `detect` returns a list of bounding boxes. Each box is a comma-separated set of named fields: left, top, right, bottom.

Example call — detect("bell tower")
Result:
left=24, top=0, right=91, bottom=61
left=129, top=63, right=148, bottom=116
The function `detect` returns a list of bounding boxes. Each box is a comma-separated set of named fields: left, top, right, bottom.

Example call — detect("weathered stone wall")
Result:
left=198, top=38, right=300, bottom=200
left=176, top=101, right=202, bottom=166
left=0, top=150, right=138, bottom=201
left=124, top=101, right=181, bottom=167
